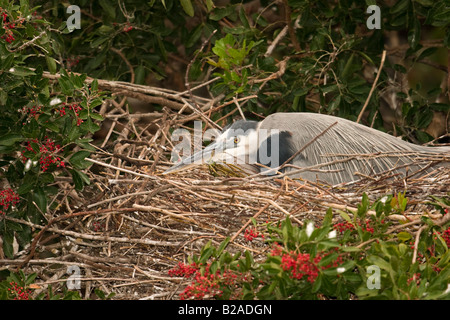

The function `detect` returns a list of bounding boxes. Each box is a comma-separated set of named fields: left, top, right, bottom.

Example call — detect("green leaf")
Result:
left=25, top=273, right=37, bottom=286
left=408, top=19, right=421, bottom=50
left=17, top=173, right=36, bottom=195
left=217, top=237, right=230, bottom=256
left=320, top=83, right=338, bottom=94
left=429, top=103, right=450, bottom=111
left=99, top=0, right=116, bottom=18
left=205, top=0, right=213, bottom=11
left=390, top=0, right=409, bottom=14
left=312, top=273, right=322, bottom=292
left=6, top=221, right=23, bottom=232
left=186, top=24, right=203, bottom=48
left=80, top=117, right=100, bottom=134
left=58, top=77, right=73, bottom=95
left=0, top=133, right=22, bottom=146
left=70, top=169, right=90, bottom=190
left=199, top=247, right=214, bottom=264
left=328, top=95, right=341, bottom=112
left=90, top=36, right=109, bottom=49
left=239, top=6, right=250, bottom=29
left=69, top=150, right=92, bottom=169
left=9, top=66, right=36, bottom=77
left=210, top=6, right=236, bottom=21
left=339, top=211, right=353, bottom=224
left=1, top=54, right=14, bottom=70
left=90, top=113, right=104, bottom=121
left=3, top=230, right=14, bottom=258
left=397, top=231, right=412, bottom=242
left=46, top=56, right=57, bottom=74
left=340, top=246, right=361, bottom=253
left=367, top=255, right=392, bottom=273
left=134, top=66, right=146, bottom=85
left=33, top=187, right=47, bottom=214
left=180, top=0, right=194, bottom=17
left=415, top=109, right=433, bottom=129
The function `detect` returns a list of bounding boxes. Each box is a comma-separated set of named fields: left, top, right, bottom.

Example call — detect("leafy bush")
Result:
left=0, top=1, right=105, bottom=258
left=169, top=194, right=450, bottom=300
left=23, top=0, right=449, bottom=140
left=0, top=269, right=115, bottom=300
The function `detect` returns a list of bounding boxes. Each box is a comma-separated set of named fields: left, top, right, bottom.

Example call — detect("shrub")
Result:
left=169, top=194, right=450, bottom=300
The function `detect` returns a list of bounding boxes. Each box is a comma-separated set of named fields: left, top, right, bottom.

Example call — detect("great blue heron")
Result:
left=164, top=113, right=449, bottom=185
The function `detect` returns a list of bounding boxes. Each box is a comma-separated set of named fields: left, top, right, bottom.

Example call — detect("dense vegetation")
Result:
left=0, top=0, right=448, bottom=300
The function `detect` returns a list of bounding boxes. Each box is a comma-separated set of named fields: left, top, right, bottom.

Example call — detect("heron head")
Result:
left=163, top=120, right=259, bottom=174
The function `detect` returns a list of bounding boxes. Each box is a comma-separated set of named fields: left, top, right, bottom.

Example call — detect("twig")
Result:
left=11, top=31, right=46, bottom=52
left=184, top=29, right=221, bottom=130
left=412, top=211, right=450, bottom=264
left=86, top=157, right=158, bottom=179
left=357, top=50, right=387, bottom=123
left=233, top=96, right=246, bottom=120
left=279, top=121, right=338, bottom=170
left=282, top=0, right=301, bottom=52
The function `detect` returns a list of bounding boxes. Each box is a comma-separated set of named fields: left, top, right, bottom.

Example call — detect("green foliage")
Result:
left=0, top=270, right=115, bottom=300
left=170, top=194, right=450, bottom=300
left=207, top=33, right=260, bottom=98
left=0, top=1, right=105, bottom=258
left=16, top=0, right=447, bottom=134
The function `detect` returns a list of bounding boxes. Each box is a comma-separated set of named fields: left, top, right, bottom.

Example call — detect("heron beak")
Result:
left=163, top=142, right=221, bottom=175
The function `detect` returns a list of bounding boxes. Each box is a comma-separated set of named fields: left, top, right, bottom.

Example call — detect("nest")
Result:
left=1, top=95, right=449, bottom=300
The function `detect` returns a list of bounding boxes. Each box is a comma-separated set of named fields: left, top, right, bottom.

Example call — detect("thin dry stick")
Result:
left=230, top=202, right=271, bottom=243
left=229, top=186, right=284, bottom=243
left=412, top=211, right=450, bottom=264
left=233, top=96, right=246, bottom=120
left=357, top=50, right=387, bottom=123
left=184, top=29, right=221, bottom=131
left=279, top=121, right=338, bottom=170
left=15, top=207, right=136, bottom=271
left=86, top=157, right=158, bottom=180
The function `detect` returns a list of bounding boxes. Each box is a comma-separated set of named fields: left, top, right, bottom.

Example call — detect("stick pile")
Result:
left=1, top=92, right=448, bottom=300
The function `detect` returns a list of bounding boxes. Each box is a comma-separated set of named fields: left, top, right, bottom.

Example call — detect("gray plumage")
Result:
left=165, top=112, right=449, bottom=185
left=259, top=113, right=449, bottom=184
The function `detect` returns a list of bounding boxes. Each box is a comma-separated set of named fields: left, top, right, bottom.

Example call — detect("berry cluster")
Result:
left=22, top=138, right=65, bottom=172
left=333, top=219, right=375, bottom=234
left=434, top=226, right=450, bottom=248
left=0, top=188, right=20, bottom=215
left=280, top=252, right=321, bottom=283
left=7, top=281, right=31, bottom=300
left=168, top=262, right=198, bottom=278
left=123, top=23, right=133, bottom=32
left=244, top=227, right=263, bottom=242
left=1, top=9, right=17, bottom=43
left=21, top=102, right=83, bottom=126
left=271, top=243, right=343, bottom=283
left=407, top=273, right=421, bottom=286
left=443, top=227, right=450, bottom=247
left=66, top=56, right=80, bottom=70
left=21, top=105, right=42, bottom=123
left=92, top=221, right=106, bottom=232
left=168, top=262, right=241, bottom=300
left=61, top=102, right=83, bottom=126
left=333, top=221, right=355, bottom=233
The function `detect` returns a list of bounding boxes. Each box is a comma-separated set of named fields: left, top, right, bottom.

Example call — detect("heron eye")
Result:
left=234, top=137, right=240, bottom=144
